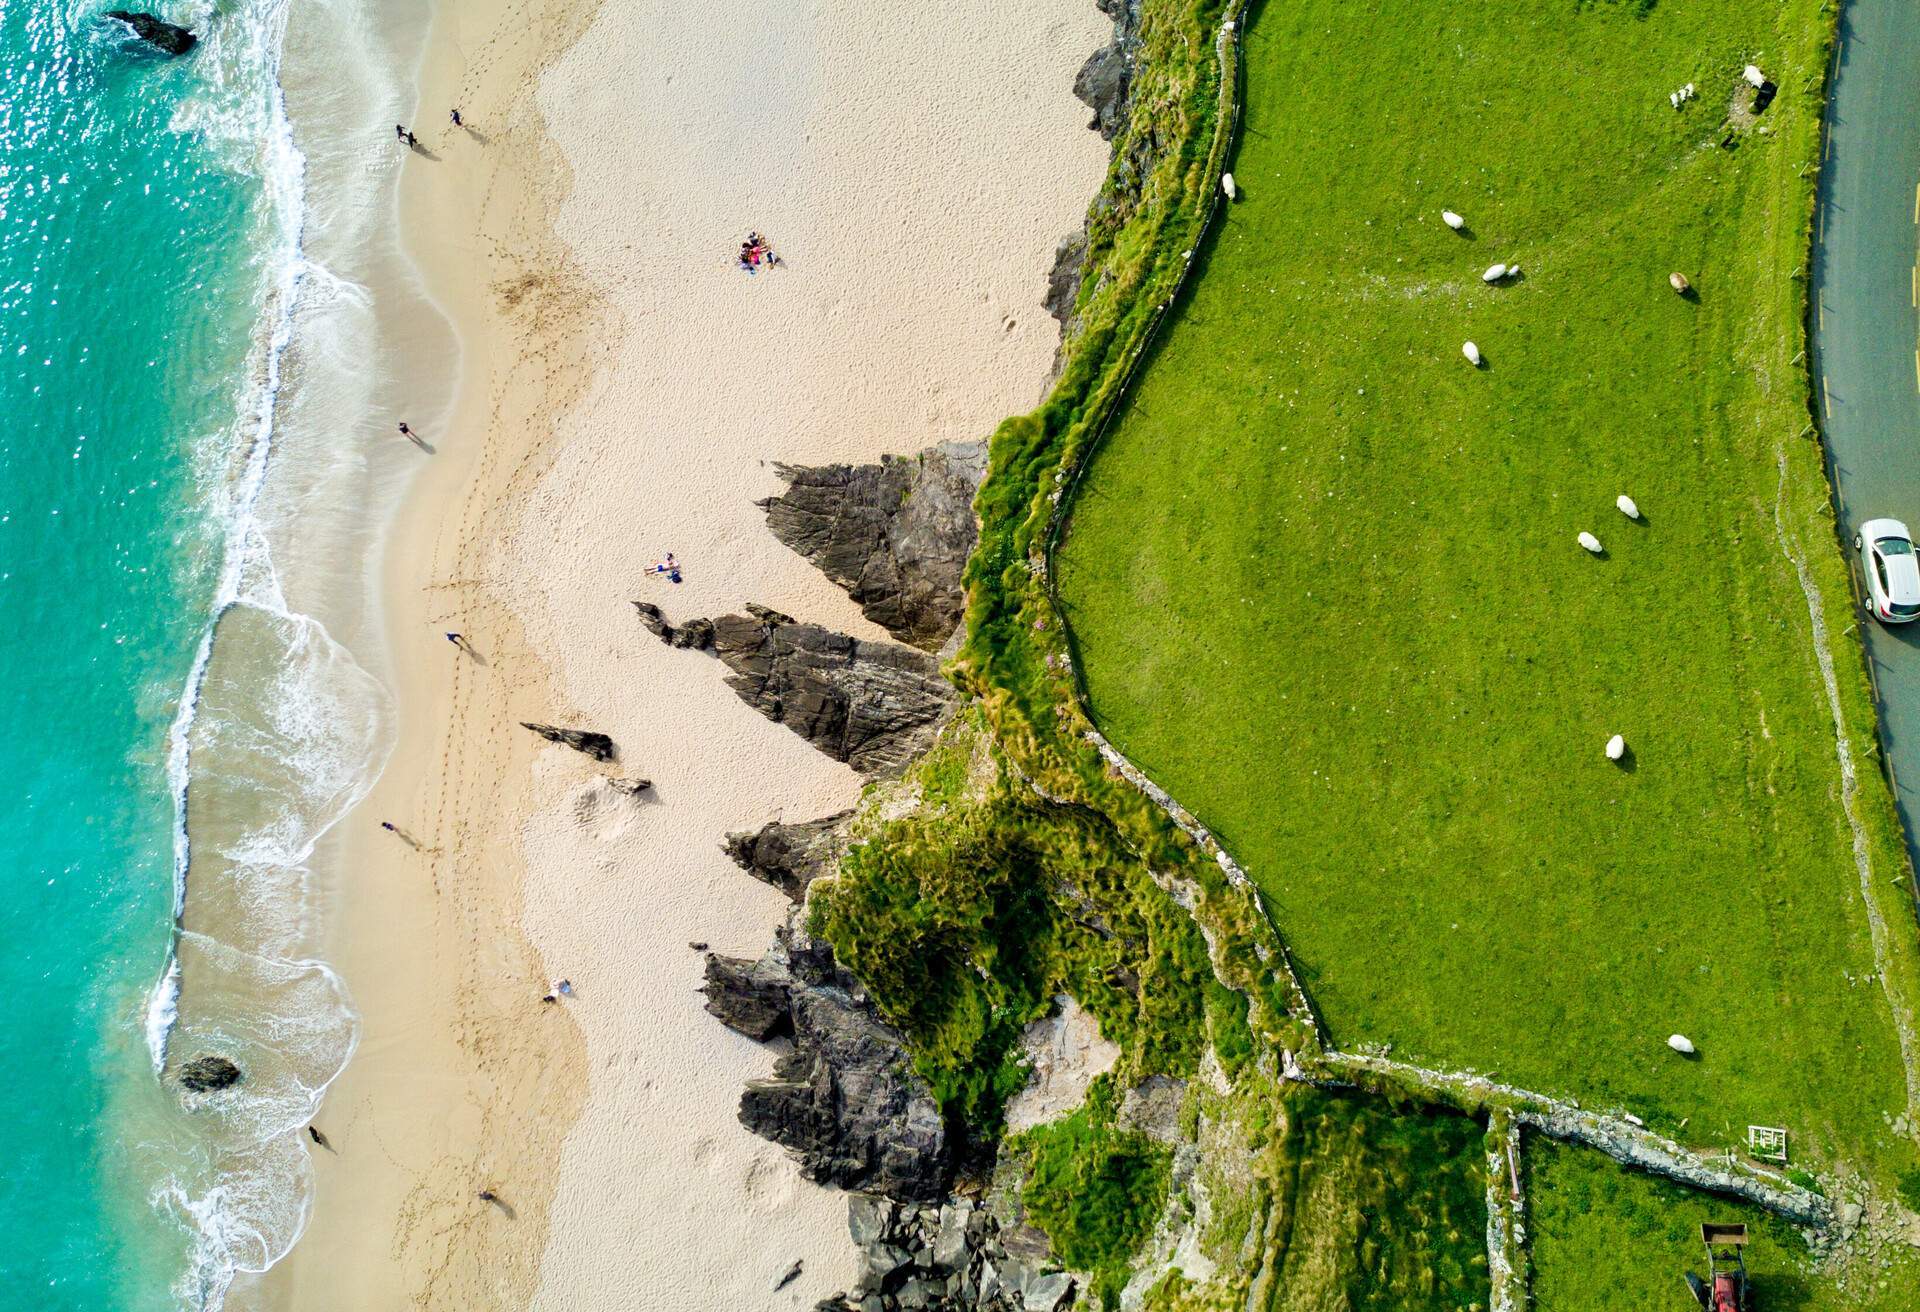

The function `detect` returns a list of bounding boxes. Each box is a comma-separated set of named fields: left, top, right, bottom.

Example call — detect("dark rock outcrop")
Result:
left=758, top=442, right=987, bottom=650
left=105, top=11, right=198, bottom=55
left=1044, top=232, right=1089, bottom=329
left=817, top=1195, right=1074, bottom=1312
left=1072, top=0, right=1142, bottom=139
left=702, top=953, right=795, bottom=1040
left=636, top=605, right=953, bottom=777
left=179, top=1055, right=241, bottom=1092
left=633, top=602, right=715, bottom=650
left=712, top=612, right=953, bottom=776
left=519, top=722, right=616, bottom=762
left=743, top=982, right=951, bottom=1201
left=724, top=810, right=853, bottom=902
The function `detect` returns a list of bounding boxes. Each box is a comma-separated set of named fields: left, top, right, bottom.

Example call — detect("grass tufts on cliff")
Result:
left=1010, top=1076, right=1172, bottom=1308
left=811, top=715, right=1221, bottom=1136
left=1139, top=1081, right=1491, bottom=1312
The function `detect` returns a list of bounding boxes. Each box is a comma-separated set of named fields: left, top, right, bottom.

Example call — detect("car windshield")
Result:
left=1880, top=536, right=1916, bottom=556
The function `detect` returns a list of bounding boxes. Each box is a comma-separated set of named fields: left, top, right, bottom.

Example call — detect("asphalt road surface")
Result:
left=1813, top=0, right=1920, bottom=857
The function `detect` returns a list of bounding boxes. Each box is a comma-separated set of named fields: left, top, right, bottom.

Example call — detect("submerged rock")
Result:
left=758, top=442, right=986, bottom=650
left=519, top=722, right=616, bottom=762
left=178, top=1055, right=241, bottom=1092
left=723, top=810, right=853, bottom=903
left=104, top=11, right=198, bottom=55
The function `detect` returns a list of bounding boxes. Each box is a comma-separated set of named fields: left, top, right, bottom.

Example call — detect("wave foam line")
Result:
left=146, top=0, right=308, bottom=1076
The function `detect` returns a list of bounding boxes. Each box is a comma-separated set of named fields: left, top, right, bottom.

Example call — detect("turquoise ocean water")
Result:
left=0, top=5, right=387, bottom=1307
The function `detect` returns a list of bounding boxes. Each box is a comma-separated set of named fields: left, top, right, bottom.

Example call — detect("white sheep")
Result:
left=1606, top=733, right=1626, bottom=761
left=1579, top=532, right=1603, bottom=554
left=1617, top=494, right=1640, bottom=519
left=1685, top=82, right=1695, bottom=97
left=1462, top=341, right=1482, bottom=366
left=1483, top=263, right=1509, bottom=283
left=1442, top=209, right=1465, bottom=231
left=1668, top=1033, right=1696, bottom=1054
left=1221, top=172, right=1237, bottom=200
left=1744, top=64, right=1766, bottom=89
left=1670, top=92, right=1680, bottom=109
left=1669, top=271, right=1691, bottom=295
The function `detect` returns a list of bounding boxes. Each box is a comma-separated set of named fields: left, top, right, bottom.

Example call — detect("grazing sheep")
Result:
left=1442, top=209, right=1465, bottom=230
left=1606, top=733, right=1626, bottom=761
left=1462, top=341, right=1482, bottom=366
left=1617, top=494, right=1640, bottom=519
left=1579, top=532, right=1603, bottom=554
left=1744, top=64, right=1767, bottom=89
left=1221, top=172, right=1237, bottom=200
left=1670, top=271, right=1691, bottom=295
left=1668, top=1033, right=1696, bottom=1054
left=1483, top=263, right=1509, bottom=283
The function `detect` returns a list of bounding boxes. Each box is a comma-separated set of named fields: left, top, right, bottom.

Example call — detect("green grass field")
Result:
left=1528, top=1140, right=1916, bottom=1311
left=1055, top=0, right=1916, bottom=1171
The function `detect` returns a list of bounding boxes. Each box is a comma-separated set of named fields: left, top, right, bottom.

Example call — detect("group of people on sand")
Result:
left=737, top=231, right=779, bottom=274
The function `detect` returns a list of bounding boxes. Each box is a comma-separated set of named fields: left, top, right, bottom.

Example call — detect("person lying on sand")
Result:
left=645, top=553, right=682, bottom=583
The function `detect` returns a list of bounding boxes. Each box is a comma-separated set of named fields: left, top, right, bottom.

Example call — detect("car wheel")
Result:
left=1853, top=534, right=1863, bottom=550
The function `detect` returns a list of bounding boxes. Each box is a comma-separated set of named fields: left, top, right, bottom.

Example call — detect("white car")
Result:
left=1856, top=518, right=1920, bottom=623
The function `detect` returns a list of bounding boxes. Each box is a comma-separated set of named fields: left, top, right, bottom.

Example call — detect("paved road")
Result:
left=1813, top=0, right=1920, bottom=856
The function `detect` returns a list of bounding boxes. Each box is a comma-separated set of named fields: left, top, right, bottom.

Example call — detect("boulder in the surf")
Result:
left=103, top=12, right=198, bottom=57
left=178, top=1055, right=242, bottom=1093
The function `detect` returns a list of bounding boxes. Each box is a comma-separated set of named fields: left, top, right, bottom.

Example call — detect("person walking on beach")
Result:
left=395, top=124, right=407, bottom=142
left=398, top=421, right=426, bottom=449
left=450, top=107, right=463, bottom=128
left=478, top=1189, right=501, bottom=1205
left=380, top=819, right=420, bottom=848
left=307, top=1125, right=331, bottom=1150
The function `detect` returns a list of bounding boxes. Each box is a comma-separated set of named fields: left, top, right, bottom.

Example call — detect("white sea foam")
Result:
left=133, top=0, right=410, bottom=1305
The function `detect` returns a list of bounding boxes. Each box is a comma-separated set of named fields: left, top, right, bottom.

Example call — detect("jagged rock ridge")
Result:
left=634, top=602, right=953, bottom=777
left=704, top=937, right=951, bottom=1202
left=520, top=722, right=617, bottom=761
left=759, top=441, right=986, bottom=651
left=724, top=810, right=853, bottom=902
left=1072, top=0, right=1142, bottom=140
left=816, top=1195, right=1076, bottom=1311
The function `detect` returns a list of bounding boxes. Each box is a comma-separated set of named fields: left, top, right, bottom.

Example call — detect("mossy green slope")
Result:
left=1143, top=1083, right=1490, bottom=1312
left=1056, top=0, right=1916, bottom=1167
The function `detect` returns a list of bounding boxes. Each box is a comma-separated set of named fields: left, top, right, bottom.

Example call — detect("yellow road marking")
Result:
left=1914, top=181, right=1919, bottom=222
left=1824, top=374, right=1832, bottom=418
left=1913, top=347, right=1919, bottom=391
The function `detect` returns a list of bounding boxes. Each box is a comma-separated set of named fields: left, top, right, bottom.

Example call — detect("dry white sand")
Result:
left=515, top=3, right=1111, bottom=1305
left=266, top=0, right=1112, bottom=1307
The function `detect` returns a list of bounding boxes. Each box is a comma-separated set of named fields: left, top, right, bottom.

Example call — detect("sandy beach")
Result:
left=256, top=0, right=1110, bottom=1306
